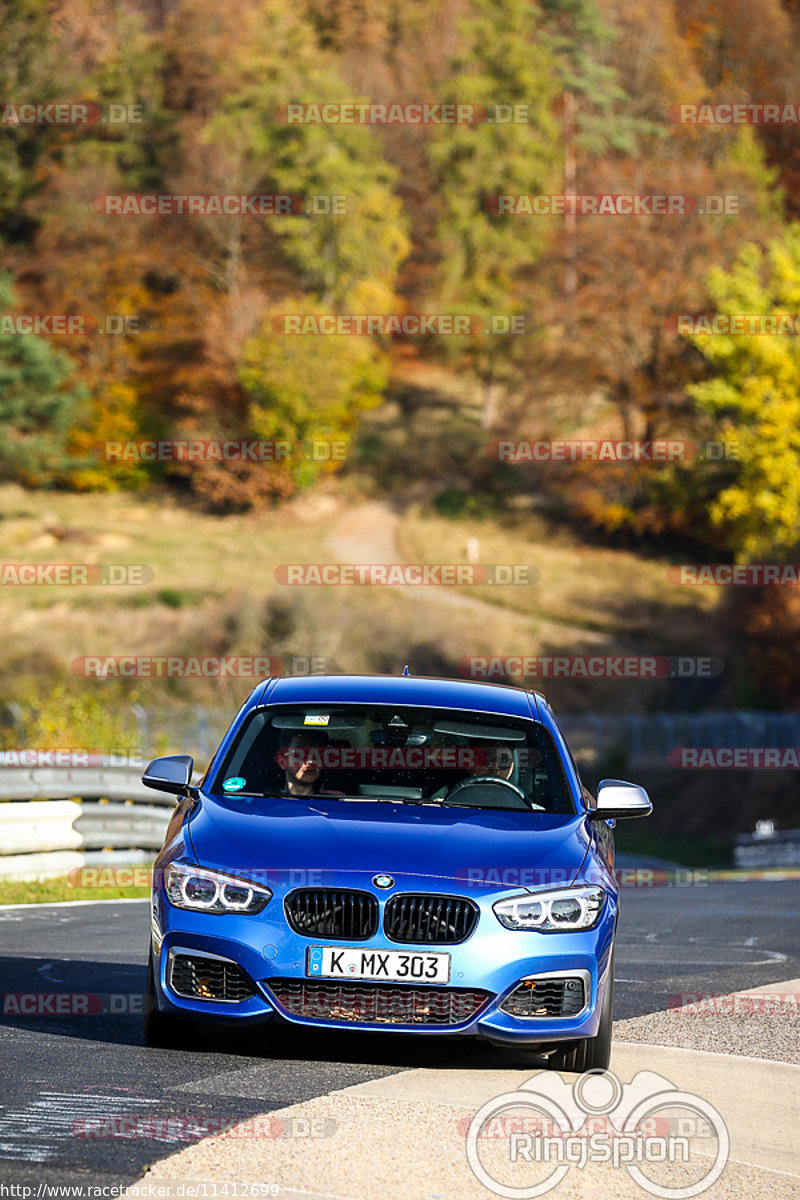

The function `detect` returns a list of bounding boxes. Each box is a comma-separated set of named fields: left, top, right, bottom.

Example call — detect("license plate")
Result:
left=307, top=946, right=450, bottom=983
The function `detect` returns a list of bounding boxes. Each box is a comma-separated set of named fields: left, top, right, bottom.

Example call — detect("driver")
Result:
left=465, top=741, right=515, bottom=780
left=431, top=740, right=515, bottom=800
left=276, top=731, right=342, bottom=797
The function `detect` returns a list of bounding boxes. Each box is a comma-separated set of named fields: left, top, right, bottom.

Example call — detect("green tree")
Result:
left=0, top=0, right=61, bottom=243
left=239, top=297, right=389, bottom=489
left=197, top=0, right=409, bottom=490
left=540, top=0, right=660, bottom=155
left=423, top=0, right=562, bottom=426
left=0, top=274, right=88, bottom=484
left=198, top=0, right=409, bottom=311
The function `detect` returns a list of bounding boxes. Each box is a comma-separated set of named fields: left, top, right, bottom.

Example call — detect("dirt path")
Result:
left=324, top=500, right=536, bottom=621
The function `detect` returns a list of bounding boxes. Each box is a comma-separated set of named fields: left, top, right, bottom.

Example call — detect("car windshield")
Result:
left=211, top=703, right=575, bottom=814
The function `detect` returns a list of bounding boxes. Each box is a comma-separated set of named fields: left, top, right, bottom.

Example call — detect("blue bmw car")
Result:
left=142, top=673, right=651, bottom=1070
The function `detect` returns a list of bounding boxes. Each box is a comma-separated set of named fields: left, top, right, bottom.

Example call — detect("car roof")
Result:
left=259, top=673, right=544, bottom=720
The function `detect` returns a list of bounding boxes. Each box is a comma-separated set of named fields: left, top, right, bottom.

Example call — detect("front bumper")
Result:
left=151, top=881, right=617, bottom=1046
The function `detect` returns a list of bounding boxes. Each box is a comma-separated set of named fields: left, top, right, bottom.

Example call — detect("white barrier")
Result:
left=0, top=765, right=178, bottom=881
left=0, top=764, right=163, bottom=803
left=75, top=803, right=171, bottom=851
left=0, top=800, right=82, bottom=855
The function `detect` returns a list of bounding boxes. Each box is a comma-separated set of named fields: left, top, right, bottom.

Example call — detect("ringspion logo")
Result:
left=465, top=1069, right=728, bottom=1197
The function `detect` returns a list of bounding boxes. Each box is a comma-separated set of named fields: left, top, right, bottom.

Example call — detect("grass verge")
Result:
left=0, top=869, right=152, bottom=906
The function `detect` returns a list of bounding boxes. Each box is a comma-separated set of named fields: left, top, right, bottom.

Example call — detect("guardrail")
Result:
left=559, top=710, right=800, bottom=771
left=0, top=764, right=169, bottom=803
left=0, top=764, right=176, bottom=883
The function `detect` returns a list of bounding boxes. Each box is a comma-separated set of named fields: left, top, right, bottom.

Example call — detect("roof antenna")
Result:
left=402, top=664, right=410, bottom=676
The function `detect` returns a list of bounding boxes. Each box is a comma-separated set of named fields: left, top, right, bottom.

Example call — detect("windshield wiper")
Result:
left=221, top=791, right=541, bottom=811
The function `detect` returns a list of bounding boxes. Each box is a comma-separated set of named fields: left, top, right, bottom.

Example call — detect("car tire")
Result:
left=144, top=946, right=191, bottom=1048
left=546, top=952, right=614, bottom=1073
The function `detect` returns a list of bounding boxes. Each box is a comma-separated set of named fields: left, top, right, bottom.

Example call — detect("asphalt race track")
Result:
left=0, top=881, right=798, bottom=1191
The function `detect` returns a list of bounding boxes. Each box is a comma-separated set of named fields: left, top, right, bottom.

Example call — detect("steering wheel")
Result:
left=443, top=776, right=544, bottom=810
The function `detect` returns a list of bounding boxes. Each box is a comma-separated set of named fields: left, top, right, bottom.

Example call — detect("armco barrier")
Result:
left=0, top=764, right=179, bottom=881
left=0, top=764, right=165, bottom=803
left=0, top=800, right=82, bottom=856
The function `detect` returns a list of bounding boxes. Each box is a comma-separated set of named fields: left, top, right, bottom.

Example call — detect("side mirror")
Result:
left=142, top=754, right=195, bottom=797
left=589, top=779, right=652, bottom=820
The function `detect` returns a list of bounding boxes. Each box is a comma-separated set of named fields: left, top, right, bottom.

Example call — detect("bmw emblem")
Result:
left=373, top=874, right=394, bottom=889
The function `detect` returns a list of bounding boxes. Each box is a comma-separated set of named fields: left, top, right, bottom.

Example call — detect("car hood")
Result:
left=187, top=792, right=592, bottom=894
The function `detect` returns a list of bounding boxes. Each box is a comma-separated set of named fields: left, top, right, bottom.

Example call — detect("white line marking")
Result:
left=615, top=1040, right=800, bottom=1070
left=0, top=1090, right=159, bottom=1162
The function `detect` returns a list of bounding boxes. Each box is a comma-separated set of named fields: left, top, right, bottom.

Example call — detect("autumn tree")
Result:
left=685, top=224, right=800, bottom=560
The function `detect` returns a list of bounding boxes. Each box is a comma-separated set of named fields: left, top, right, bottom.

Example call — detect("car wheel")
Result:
left=546, top=953, right=614, bottom=1073
left=144, top=946, right=191, bottom=1048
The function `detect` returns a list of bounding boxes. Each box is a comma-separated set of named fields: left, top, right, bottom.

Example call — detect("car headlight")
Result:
left=493, top=886, right=605, bottom=931
left=164, top=862, right=272, bottom=914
